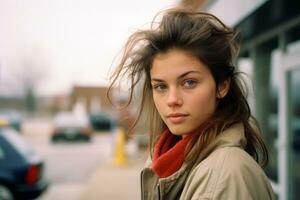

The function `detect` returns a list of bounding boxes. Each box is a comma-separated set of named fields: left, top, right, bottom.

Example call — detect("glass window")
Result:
left=263, top=49, right=281, bottom=182
left=0, top=146, right=5, bottom=159
left=1, top=127, right=34, bottom=158
left=238, top=54, right=279, bottom=182
left=290, top=68, right=300, bottom=199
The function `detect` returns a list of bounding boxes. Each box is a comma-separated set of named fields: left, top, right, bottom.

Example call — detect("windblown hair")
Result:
left=109, top=7, right=269, bottom=167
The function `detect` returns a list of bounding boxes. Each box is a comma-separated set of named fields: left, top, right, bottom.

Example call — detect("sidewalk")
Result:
left=80, top=150, right=148, bottom=200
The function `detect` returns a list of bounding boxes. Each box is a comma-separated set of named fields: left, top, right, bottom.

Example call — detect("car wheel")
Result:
left=0, top=184, right=14, bottom=200
left=82, top=135, right=91, bottom=142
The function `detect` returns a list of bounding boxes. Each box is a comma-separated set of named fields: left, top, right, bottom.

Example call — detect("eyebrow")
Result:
left=151, top=70, right=201, bottom=82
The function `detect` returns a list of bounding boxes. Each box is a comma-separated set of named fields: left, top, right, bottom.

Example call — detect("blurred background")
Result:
left=0, top=0, right=299, bottom=199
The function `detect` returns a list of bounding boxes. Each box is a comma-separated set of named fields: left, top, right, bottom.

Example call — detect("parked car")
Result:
left=51, top=112, right=92, bottom=142
left=89, top=112, right=116, bottom=132
left=0, top=120, right=48, bottom=200
left=0, top=109, right=23, bottom=132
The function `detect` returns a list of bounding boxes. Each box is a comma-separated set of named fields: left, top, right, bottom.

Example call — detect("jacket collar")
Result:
left=193, top=123, right=247, bottom=164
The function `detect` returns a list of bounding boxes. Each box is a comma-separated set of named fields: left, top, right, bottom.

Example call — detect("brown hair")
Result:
left=109, top=7, right=269, bottom=167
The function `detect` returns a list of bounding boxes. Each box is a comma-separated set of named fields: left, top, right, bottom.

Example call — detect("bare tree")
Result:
left=9, top=49, right=49, bottom=115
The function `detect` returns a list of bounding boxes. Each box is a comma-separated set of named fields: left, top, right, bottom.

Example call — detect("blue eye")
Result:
left=183, top=79, right=197, bottom=88
left=153, top=84, right=167, bottom=92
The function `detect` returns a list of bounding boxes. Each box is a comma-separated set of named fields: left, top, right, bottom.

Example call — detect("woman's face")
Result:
left=150, top=48, right=223, bottom=136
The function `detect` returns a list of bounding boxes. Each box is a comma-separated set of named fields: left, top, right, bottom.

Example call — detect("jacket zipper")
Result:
left=157, top=182, right=161, bottom=200
left=141, top=170, right=144, bottom=200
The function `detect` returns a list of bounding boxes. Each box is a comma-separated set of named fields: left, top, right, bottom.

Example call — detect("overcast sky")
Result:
left=0, top=0, right=179, bottom=96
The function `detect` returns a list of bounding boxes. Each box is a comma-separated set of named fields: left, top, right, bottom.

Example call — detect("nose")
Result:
left=167, top=87, right=183, bottom=107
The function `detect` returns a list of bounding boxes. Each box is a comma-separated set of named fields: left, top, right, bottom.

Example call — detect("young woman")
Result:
left=109, top=8, right=275, bottom=200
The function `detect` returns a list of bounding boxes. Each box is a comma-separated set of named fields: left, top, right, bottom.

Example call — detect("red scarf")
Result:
left=152, top=129, right=194, bottom=178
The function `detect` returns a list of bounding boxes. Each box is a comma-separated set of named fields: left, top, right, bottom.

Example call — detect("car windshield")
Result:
left=54, top=112, right=89, bottom=128
left=1, top=128, right=34, bottom=158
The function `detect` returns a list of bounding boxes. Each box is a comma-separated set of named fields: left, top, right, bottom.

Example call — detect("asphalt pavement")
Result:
left=80, top=149, right=148, bottom=200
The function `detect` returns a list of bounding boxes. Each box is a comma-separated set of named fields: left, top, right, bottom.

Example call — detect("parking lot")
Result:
left=21, top=118, right=146, bottom=200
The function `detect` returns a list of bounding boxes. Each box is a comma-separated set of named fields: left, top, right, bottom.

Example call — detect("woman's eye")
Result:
left=153, top=84, right=167, bottom=92
left=183, top=79, right=197, bottom=88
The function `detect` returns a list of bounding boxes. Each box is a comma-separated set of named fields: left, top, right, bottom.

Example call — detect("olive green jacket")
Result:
left=140, top=123, right=275, bottom=200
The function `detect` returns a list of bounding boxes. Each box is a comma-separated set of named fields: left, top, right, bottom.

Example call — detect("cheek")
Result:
left=152, top=93, right=164, bottom=115
left=190, top=88, right=217, bottom=114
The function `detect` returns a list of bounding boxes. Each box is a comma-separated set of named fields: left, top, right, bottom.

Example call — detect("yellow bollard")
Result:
left=114, top=127, right=127, bottom=166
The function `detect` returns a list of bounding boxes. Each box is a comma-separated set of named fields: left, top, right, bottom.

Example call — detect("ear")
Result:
left=217, top=79, right=230, bottom=98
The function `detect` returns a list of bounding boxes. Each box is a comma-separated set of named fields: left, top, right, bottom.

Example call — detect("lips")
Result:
left=167, top=113, right=189, bottom=124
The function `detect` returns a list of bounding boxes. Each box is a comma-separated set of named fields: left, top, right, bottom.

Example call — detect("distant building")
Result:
left=70, top=85, right=114, bottom=114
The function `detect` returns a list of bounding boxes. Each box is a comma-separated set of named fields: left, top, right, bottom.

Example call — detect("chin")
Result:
left=168, top=125, right=194, bottom=136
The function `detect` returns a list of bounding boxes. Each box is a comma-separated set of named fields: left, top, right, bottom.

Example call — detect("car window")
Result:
left=0, top=109, right=22, bottom=122
left=1, top=128, right=34, bottom=158
left=54, top=112, right=89, bottom=127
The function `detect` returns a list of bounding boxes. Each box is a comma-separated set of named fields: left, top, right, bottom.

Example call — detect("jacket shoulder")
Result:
left=180, top=147, right=275, bottom=200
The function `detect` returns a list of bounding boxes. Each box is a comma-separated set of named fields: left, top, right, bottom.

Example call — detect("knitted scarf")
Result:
left=152, top=129, right=194, bottom=178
